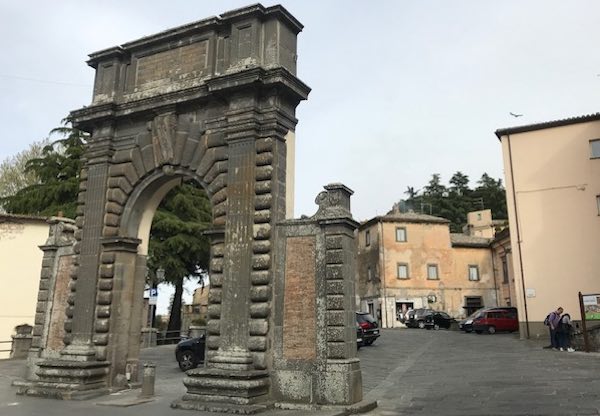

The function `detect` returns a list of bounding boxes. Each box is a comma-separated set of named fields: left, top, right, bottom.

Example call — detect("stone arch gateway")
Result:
left=20, top=4, right=373, bottom=413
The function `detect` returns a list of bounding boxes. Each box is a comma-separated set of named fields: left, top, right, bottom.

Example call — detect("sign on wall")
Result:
left=582, top=294, right=600, bottom=320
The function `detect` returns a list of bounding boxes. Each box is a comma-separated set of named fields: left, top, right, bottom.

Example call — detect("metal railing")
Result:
left=0, top=340, right=13, bottom=354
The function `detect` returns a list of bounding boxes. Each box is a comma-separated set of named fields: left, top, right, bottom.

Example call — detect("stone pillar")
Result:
left=11, top=325, right=33, bottom=359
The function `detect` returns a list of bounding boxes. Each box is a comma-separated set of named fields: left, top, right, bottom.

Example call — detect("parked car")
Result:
left=406, top=308, right=434, bottom=329
left=356, top=312, right=380, bottom=345
left=356, top=322, right=364, bottom=349
left=424, top=311, right=454, bottom=330
left=459, top=308, right=485, bottom=333
left=472, top=308, right=518, bottom=334
left=175, top=335, right=206, bottom=371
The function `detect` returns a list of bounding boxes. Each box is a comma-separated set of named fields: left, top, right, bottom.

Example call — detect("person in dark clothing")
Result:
left=557, top=313, right=575, bottom=352
left=546, top=307, right=563, bottom=350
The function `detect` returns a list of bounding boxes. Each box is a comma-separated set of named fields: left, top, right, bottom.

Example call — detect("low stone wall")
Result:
left=572, top=324, right=600, bottom=352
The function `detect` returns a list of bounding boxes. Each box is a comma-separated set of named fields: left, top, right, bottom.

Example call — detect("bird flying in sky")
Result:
left=509, top=112, right=523, bottom=117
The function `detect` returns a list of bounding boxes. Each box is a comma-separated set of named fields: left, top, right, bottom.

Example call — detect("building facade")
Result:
left=496, top=114, right=600, bottom=339
left=356, top=211, right=498, bottom=328
left=0, top=214, right=49, bottom=359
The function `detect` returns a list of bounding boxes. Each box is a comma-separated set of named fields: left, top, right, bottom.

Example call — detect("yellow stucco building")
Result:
left=0, top=214, right=49, bottom=359
left=356, top=210, right=499, bottom=328
left=496, top=113, right=600, bottom=339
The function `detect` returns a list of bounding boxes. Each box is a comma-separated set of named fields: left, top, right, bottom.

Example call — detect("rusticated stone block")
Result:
left=326, top=295, right=345, bottom=310
left=208, top=288, right=222, bottom=304
left=210, top=273, right=223, bottom=287
left=327, top=311, right=345, bottom=326
left=104, top=213, right=120, bottom=227
left=93, top=333, right=109, bottom=345
left=207, top=319, right=221, bottom=335
left=326, top=280, right=345, bottom=295
left=98, top=279, right=112, bottom=291
left=327, top=341, right=346, bottom=359
left=211, top=243, right=224, bottom=258
left=326, top=326, right=345, bottom=342
left=107, top=188, right=127, bottom=205
left=252, top=254, right=270, bottom=270
left=213, top=201, right=227, bottom=218
left=96, top=346, right=107, bottom=361
left=37, top=291, right=48, bottom=302
left=101, top=252, right=116, bottom=264
left=255, top=138, right=273, bottom=153
left=95, top=319, right=110, bottom=333
left=325, top=249, right=344, bottom=265
left=207, top=304, right=222, bottom=319
left=106, top=201, right=123, bottom=215
left=325, top=235, right=344, bottom=250
left=248, top=336, right=267, bottom=352
left=326, top=264, right=343, bottom=280
left=108, top=163, right=138, bottom=185
left=254, top=209, right=271, bottom=224
left=255, top=194, right=272, bottom=210
left=250, top=303, right=270, bottom=318
left=251, top=352, right=267, bottom=370
left=96, top=305, right=111, bottom=318
left=255, top=165, right=273, bottom=181
left=35, top=313, right=45, bottom=325
left=253, top=224, right=271, bottom=240
left=210, top=257, right=223, bottom=273
left=97, top=291, right=112, bottom=305
left=100, top=264, right=114, bottom=278
left=107, top=176, right=133, bottom=194
left=254, top=180, right=271, bottom=195
left=251, top=271, right=270, bottom=285
left=252, top=240, right=271, bottom=254
left=250, top=285, right=270, bottom=302
left=249, top=319, right=268, bottom=335
left=255, top=152, right=273, bottom=166
left=103, top=226, right=119, bottom=237
left=206, top=335, right=220, bottom=350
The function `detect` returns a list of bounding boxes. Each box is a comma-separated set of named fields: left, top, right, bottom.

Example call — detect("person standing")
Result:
left=547, top=307, right=563, bottom=350
left=557, top=312, right=575, bottom=352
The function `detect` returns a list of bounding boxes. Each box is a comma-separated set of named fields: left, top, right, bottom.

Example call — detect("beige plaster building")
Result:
left=0, top=214, right=49, bottom=359
left=356, top=210, right=498, bottom=328
left=496, top=114, right=600, bottom=339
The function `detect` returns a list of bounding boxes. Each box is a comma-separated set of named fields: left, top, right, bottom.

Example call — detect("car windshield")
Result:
left=467, top=308, right=485, bottom=319
left=357, top=313, right=376, bottom=323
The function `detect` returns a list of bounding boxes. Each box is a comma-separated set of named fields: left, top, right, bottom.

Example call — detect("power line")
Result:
left=0, top=74, right=91, bottom=87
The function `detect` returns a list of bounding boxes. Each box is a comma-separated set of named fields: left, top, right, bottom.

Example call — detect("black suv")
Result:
left=356, top=312, right=380, bottom=346
left=175, top=334, right=206, bottom=371
left=406, top=308, right=434, bottom=329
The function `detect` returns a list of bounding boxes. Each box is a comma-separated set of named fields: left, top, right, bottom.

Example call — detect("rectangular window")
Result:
left=367, top=266, right=372, bottom=282
left=397, top=263, right=409, bottom=279
left=395, top=227, right=407, bottom=242
left=468, top=265, right=480, bottom=281
left=427, top=264, right=439, bottom=280
left=591, top=139, right=600, bottom=158
left=501, top=256, right=509, bottom=284
left=365, top=230, right=371, bottom=247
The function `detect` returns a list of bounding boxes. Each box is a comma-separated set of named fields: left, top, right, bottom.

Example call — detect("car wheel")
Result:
left=434, top=324, right=440, bottom=331
left=417, top=321, right=425, bottom=329
left=465, top=329, right=472, bottom=333
left=487, top=326, right=496, bottom=335
left=178, top=350, right=197, bottom=371
left=364, top=339, right=374, bottom=346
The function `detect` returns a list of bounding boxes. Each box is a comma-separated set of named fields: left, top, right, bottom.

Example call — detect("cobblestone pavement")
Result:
left=1, top=329, right=599, bottom=415
left=360, top=329, right=600, bottom=416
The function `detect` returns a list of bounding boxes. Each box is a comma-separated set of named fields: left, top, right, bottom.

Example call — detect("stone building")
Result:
left=496, top=113, right=600, bottom=339
left=181, top=283, right=209, bottom=331
left=0, top=214, right=49, bottom=359
left=356, top=209, right=500, bottom=328
left=490, top=227, right=517, bottom=308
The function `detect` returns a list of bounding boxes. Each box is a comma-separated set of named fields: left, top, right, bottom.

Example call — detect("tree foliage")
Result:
left=0, top=138, right=50, bottom=206
left=0, top=126, right=86, bottom=218
left=147, top=182, right=212, bottom=335
left=401, top=172, right=507, bottom=232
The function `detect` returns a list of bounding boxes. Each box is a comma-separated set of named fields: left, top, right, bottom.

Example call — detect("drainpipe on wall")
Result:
left=378, top=219, right=389, bottom=328
left=490, top=244, right=499, bottom=307
left=507, top=134, right=531, bottom=338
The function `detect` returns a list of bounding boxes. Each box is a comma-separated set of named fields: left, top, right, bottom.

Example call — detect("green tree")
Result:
left=0, top=125, right=86, bottom=218
left=449, top=171, right=470, bottom=196
left=422, top=173, right=447, bottom=197
left=147, top=181, right=211, bottom=338
left=0, top=139, right=50, bottom=207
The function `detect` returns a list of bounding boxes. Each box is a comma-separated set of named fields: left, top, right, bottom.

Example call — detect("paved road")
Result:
left=360, top=329, right=600, bottom=416
left=1, top=329, right=599, bottom=415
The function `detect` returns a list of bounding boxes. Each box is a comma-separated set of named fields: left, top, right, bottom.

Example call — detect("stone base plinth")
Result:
left=171, top=368, right=271, bottom=413
left=15, top=359, right=110, bottom=400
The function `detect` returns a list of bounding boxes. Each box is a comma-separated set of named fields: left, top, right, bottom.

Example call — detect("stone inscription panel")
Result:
left=47, top=255, right=74, bottom=351
left=135, top=40, right=209, bottom=88
left=283, top=236, right=316, bottom=360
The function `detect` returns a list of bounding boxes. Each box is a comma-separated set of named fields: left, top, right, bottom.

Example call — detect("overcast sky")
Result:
left=4, top=1, right=600, bottom=313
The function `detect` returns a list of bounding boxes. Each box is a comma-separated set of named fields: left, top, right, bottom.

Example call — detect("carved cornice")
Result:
left=101, top=237, right=141, bottom=253
left=70, top=67, right=310, bottom=132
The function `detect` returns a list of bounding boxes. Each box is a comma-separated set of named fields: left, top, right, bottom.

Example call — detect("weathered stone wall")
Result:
left=272, top=184, right=363, bottom=406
